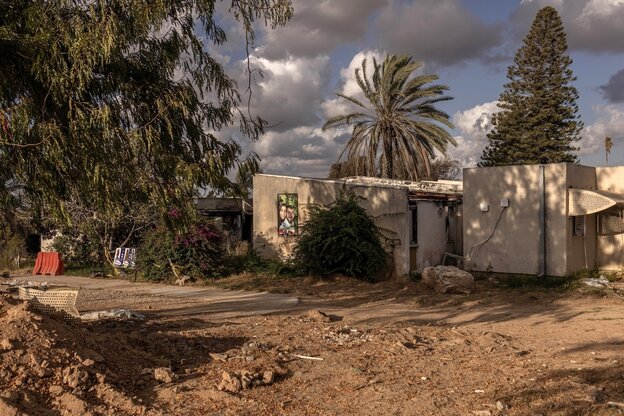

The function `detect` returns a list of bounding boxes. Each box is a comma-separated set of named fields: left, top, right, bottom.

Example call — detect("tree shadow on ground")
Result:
left=496, top=339, right=624, bottom=416
left=76, top=317, right=249, bottom=410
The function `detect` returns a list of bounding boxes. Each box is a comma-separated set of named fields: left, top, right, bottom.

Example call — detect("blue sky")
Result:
left=215, top=0, right=624, bottom=177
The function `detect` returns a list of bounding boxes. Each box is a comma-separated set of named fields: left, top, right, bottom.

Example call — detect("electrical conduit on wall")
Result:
left=466, top=205, right=508, bottom=263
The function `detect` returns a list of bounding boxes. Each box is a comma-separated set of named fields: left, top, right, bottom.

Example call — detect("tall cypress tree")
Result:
left=480, top=6, right=583, bottom=166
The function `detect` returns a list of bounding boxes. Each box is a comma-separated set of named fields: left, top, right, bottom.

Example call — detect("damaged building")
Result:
left=252, top=174, right=463, bottom=277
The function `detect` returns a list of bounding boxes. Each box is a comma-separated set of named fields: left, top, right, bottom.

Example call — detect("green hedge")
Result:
left=293, top=189, right=388, bottom=281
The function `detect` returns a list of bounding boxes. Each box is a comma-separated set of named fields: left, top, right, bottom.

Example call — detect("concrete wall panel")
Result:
left=463, top=164, right=569, bottom=276
left=596, top=166, right=624, bottom=270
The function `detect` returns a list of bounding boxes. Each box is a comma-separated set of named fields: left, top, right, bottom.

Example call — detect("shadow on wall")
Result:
left=253, top=232, right=290, bottom=261
left=252, top=175, right=410, bottom=277
left=596, top=166, right=624, bottom=270
left=464, top=164, right=570, bottom=276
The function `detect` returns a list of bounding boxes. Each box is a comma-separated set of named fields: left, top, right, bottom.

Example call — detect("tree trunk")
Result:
left=382, top=139, right=393, bottom=178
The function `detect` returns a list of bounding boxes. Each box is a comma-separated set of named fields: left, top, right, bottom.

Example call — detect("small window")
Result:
left=573, top=215, right=585, bottom=236
left=410, top=207, right=418, bottom=245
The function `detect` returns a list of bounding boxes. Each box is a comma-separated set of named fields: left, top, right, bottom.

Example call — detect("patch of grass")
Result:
left=64, top=267, right=97, bottom=277
left=570, top=268, right=624, bottom=282
left=64, top=265, right=113, bottom=277
left=207, top=272, right=295, bottom=292
left=489, top=274, right=575, bottom=291
left=222, top=252, right=303, bottom=278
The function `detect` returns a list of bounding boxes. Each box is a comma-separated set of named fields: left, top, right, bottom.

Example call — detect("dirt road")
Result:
left=2, top=274, right=624, bottom=415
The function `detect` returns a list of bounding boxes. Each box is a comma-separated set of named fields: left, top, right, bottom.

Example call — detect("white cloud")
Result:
left=446, top=102, right=624, bottom=166
left=579, top=104, right=624, bottom=156
left=233, top=54, right=330, bottom=132
left=255, top=0, right=503, bottom=65
left=258, top=0, right=386, bottom=59
left=578, top=0, right=624, bottom=20
left=448, top=101, right=499, bottom=167
left=251, top=126, right=345, bottom=177
left=321, top=49, right=386, bottom=120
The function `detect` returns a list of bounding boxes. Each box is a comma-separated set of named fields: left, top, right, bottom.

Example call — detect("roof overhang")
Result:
left=568, top=188, right=624, bottom=216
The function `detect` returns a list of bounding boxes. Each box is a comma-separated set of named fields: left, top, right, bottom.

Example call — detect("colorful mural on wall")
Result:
left=277, top=193, right=298, bottom=236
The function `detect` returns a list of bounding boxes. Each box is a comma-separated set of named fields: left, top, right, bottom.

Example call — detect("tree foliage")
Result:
left=51, top=233, right=102, bottom=269
left=327, top=156, right=367, bottom=179
left=480, top=6, right=582, bottom=166
left=429, top=157, right=461, bottom=180
left=139, top=220, right=224, bottom=281
left=44, top=198, right=159, bottom=271
left=323, top=54, right=455, bottom=181
left=0, top=0, right=292, bottom=226
left=293, top=189, right=388, bottom=281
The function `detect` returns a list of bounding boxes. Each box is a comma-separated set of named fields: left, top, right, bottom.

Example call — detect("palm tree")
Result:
left=323, top=54, right=456, bottom=180
left=605, top=136, right=613, bottom=166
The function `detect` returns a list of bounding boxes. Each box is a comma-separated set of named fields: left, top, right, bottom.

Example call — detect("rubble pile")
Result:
left=322, top=326, right=373, bottom=346
left=217, top=369, right=275, bottom=392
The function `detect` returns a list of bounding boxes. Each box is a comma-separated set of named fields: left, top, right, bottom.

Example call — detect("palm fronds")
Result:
left=323, top=54, right=456, bottom=180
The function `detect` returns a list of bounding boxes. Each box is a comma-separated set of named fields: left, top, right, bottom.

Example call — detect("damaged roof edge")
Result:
left=255, top=173, right=463, bottom=195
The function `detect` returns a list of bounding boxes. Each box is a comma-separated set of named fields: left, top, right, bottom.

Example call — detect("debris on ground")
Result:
left=3, top=273, right=624, bottom=415
left=0, top=296, right=146, bottom=415
left=153, top=367, right=175, bottom=383
left=582, top=276, right=610, bottom=288
left=2, top=280, right=49, bottom=290
left=323, top=326, right=373, bottom=346
left=217, top=369, right=275, bottom=392
left=80, top=309, right=145, bottom=321
left=306, top=309, right=331, bottom=322
left=608, top=401, right=624, bottom=409
left=18, top=286, right=79, bottom=317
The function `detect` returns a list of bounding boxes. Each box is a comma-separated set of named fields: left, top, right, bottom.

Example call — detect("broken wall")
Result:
left=252, top=174, right=411, bottom=277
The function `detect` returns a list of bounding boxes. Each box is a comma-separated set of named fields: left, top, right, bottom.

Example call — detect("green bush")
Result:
left=0, top=234, right=25, bottom=269
left=51, top=234, right=103, bottom=269
left=223, top=251, right=302, bottom=276
left=138, top=221, right=224, bottom=281
left=293, top=189, right=388, bottom=280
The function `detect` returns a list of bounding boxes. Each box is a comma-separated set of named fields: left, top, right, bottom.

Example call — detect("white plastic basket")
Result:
left=18, top=287, right=79, bottom=317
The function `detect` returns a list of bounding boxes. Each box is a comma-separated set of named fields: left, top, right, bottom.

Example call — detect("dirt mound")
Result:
left=0, top=295, right=189, bottom=415
left=0, top=295, right=145, bottom=414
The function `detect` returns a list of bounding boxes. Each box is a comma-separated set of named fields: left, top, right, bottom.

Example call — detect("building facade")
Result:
left=463, top=164, right=624, bottom=276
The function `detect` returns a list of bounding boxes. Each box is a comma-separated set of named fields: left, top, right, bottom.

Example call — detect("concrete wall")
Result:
left=252, top=174, right=411, bottom=277
left=464, top=163, right=624, bottom=276
left=596, top=166, right=624, bottom=270
left=565, top=164, right=598, bottom=273
left=463, top=164, right=569, bottom=276
left=414, top=200, right=447, bottom=271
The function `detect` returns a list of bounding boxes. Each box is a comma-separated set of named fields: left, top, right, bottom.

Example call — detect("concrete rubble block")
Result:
left=153, top=367, right=175, bottom=383
left=218, top=371, right=242, bottom=393
left=262, top=370, right=275, bottom=385
left=306, top=309, right=331, bottom=323
left=422, top=266, right=475, bottom=294
left=62, top=365, right=91, bottom=389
